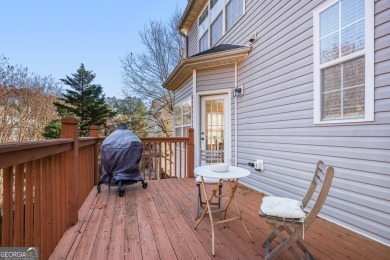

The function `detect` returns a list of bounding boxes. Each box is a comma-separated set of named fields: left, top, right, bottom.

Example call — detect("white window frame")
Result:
left=198, top=0, right=245, bottom=52
left=313, top=0, right=374, bottom=124
left=174, top=98, right=192, bottom=137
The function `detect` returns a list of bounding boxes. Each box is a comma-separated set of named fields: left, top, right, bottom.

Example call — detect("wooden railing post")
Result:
left=187, top=128, right=194, bottom=178
left=61, top=117, right=79, bottom=226
left=89, top=125, right=100, bottom=185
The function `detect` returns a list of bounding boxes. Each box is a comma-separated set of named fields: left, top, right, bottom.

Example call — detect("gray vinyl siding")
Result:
left=185, top=0, right=390, bottom=245
left=188, top=22, right=198, bottom=57
left=196, top=65, right=235, bottom=92
left=175, top=76, right=192, bottom=106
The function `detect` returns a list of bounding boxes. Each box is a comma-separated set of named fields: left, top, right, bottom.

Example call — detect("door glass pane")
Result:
left=204, top=98, right=224, bottom=162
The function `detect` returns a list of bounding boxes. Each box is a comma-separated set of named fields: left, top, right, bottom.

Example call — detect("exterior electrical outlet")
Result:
left=254, top=159, right=263, bottom=171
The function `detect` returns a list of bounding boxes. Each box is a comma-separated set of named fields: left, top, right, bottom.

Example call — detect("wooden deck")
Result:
left=50, top=178, right=390, bottom=260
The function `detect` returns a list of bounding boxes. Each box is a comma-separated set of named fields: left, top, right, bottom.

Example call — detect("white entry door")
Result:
left=200, top=94, right=229, bottom=165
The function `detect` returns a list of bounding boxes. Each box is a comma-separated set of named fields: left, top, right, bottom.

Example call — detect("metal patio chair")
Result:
left=259, top=160, right=334, bottom=259
left=195, top=150, right=224, bottom=219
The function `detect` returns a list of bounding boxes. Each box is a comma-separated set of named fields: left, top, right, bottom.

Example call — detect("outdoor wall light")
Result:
left=233, top=85, right=244, bottom=97
left=248, top=32, right=258, bottom=44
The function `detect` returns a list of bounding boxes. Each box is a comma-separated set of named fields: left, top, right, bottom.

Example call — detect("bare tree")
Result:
left=121, top=8, right=183, bottom=136
left=0, top=56, right=61, bottom=142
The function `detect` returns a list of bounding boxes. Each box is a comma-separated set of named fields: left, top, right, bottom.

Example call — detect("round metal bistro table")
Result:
left=193, top=165, right=253, bottom=256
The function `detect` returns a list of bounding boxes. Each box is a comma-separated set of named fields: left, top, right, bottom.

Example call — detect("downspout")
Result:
left=179, top=29, right=189, bottom=58
left=234, top=62, right=238, bottom=167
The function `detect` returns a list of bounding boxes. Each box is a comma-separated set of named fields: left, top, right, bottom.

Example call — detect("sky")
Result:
left=0, top=0, right=187, bottom=98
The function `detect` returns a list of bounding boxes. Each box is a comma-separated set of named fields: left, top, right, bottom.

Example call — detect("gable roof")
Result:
left=163, top=44, right=251, bottom=91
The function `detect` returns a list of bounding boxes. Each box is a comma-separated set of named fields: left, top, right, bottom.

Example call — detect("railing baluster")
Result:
left=33, top=159, right=41, bottom=249
left=47, top=157, right=54, bottom=254
left=153, top=142, right=157, bottom=179
left=60, top=153, right=66, bottom=236
left=52, top=155, right=57, bottom=248
left=142, top=143, right=146, bottom=180
left=164, top=142, right=167, bottom=179
left=174, top=142, right=177, bottom=178
left=169, top=142, right=171, bottom=179
left=14, top=164, right=24, bottom=246
left=184, top=143, right=187, bottom=178
left=2, top=166, right=14, bottom=246
left=55, top=154, right=62, bottom=244
left=41, top=157, right=48, bottom=260
left=25, top=161, right=34, bottom=246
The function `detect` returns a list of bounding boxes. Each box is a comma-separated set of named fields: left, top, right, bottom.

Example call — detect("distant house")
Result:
left=164, top=0, right=390, bottom=246
left=147, top=97, right=174, bottom=137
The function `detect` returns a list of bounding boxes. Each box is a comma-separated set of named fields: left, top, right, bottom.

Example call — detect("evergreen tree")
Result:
left=54, top=64, right=115, bottom=136
left=106, top=96, right=148, bottom=137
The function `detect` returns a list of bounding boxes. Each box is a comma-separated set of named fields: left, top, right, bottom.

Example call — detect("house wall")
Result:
left=175, top=76, right=193, bottom=105
left=196, top=65, right=235, bottom=92
left=177, top=0, right=390, bottom=245
left=188, top=21, right=198, bottom=57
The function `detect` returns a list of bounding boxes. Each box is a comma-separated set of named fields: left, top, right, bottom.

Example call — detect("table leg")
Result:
left=223, top=178, right=253, bottom=243
left=193, top=177, right=218, bottom=255
left=232, top=190, right=253, bottom=242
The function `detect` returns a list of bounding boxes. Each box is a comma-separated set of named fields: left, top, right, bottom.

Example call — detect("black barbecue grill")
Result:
left=97, top=124, right=147, bottom=197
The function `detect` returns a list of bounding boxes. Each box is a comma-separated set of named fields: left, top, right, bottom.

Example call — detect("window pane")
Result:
left=199, top=7, right=208, bottom=26
left=175, top=106, right=182, bottom=126
left=183, top=100, right=191, bottom=113
left=183, top=113, right=191, bottom=125
left=343, top=86, right=365, bottom=117
left=320, top=3, right=339, bottom=37
left=343, top=57, right=365, bottom=88
left=226, top=0, right=243, bottom=31
left=211, top=12, right=223, bottom=46
left=341, top=0, right=364, bottom=27
left=199, top=30, right=208, bottom=52
left=212, top=100, right=218, bottom=112
left=320, top=32, right=339, bottom=63
left=341, top=19, right=364, bottom=56
left=198, top=6, right=209, bottom=38
left=322, top=64, right=341, bottom=92
left=211, top=0, right=218, bottom=9
left=322, top=91, right=341, bottom=120
left=218, top=99, right=224, bottom=112
left=183, top=126, right=190, bottom=137
left=175, top=127, right=182, bottom=137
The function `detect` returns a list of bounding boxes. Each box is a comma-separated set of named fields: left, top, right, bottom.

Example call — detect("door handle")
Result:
left=201, top=137, right=204, bottom=140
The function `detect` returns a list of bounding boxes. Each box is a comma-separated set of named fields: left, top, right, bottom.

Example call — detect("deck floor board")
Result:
left=50, top=178, right=390, bottom=260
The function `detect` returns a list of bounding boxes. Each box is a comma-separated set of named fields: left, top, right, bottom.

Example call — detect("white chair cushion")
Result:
left=195, top=175, right=220, bottom=184
left=260, top=197, right=305, bottom=219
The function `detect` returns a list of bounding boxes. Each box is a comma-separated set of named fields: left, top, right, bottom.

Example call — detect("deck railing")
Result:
left=140, top=128, right=194, bottom=180
left=0, top=117, right=194, bottom=259
left=0, top=118, right=99, bottom=259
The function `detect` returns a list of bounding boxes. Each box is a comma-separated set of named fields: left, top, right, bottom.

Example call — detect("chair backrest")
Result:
left=301, top=160, right=334, bottom=226
left=200, top=150, right=223, bottom=164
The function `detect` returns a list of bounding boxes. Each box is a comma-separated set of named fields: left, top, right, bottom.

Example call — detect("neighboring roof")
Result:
left=192, top=44, right=248, bottom=57
left=178, top=0, right=207, bottom=34
left=163, top=44, right=251, bottom=91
